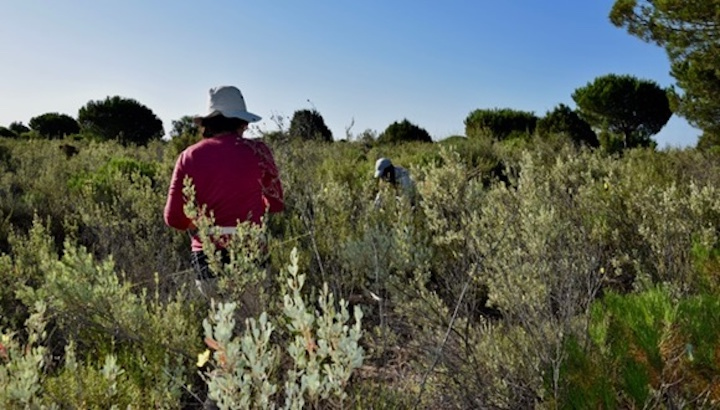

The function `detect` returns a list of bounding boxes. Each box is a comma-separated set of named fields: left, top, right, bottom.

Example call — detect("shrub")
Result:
left=16, top=228, right=200, bottom=408
left=168, top=115, right=201, bottom=155
left=696, top=129, right=720, bottom=152
left=562, top=287, right=720, bottom=408
left=68, top=156, right=159, bottom=207
left=0, top=302, right=48, bottom=408
left=78, top=96, right=164, bottom=146
left=8, top=122, right=29, bottom=136
left=536, top=103, right=599, bottom=147
left=0, top=127, right=17, bottom=138
left=438, top=135, right=467, bottom=145
left=169, top=115, right=199, bottom=140
left=288, top=109, right=333, bottom=142
left=200, top=248, right=365, bottom=409
left=28, top=113, right=80, bottom=139
left=377, top=119, right=432, bottom=144
left=465, top=108, right=537, bottom=141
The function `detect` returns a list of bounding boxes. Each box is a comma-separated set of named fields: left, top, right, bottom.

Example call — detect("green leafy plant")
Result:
left=563, top=287, right=720, bottom=408
left=0, top=302, right=49, bottom=409
left=200, top=248, right=365, bottom=409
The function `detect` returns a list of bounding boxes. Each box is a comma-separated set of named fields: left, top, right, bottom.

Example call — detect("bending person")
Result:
left=373, top=157, right=415, bottom=207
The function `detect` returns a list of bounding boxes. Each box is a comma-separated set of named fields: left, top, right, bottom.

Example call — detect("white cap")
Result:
left=374, top=157, right=392, bottom=178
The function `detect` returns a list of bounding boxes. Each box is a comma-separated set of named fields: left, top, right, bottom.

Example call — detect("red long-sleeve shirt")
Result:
left=164, top=133, right=284, bottom=251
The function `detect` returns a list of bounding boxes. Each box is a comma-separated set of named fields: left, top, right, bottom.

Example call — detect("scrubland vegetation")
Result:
left=0, top=129, right=719, bottom=409
left=3, top=0, right=719, bottom=406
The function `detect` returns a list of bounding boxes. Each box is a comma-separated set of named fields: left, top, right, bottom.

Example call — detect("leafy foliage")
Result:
left=536, top=103, right=599, bottom=147
left=169, top=115, right=199, bottom=140
left=78, top=96, right=164, bottom=146
left=465, top=108, right=538, bottom=141
left=167, top=115, right=200, bottom=154
left=610, top=0, right=720, bottom=136
left=696, top=130, right=720, bottom=152
left=288, top=109, right=333, bottom=142
left=15, top=224, right=200, bottom=408
left=8, top=122, right=29, bottom=136
left=68, top=156, right=159, bottom=205
left=0, top=127, right=18, bottom=138
left=572, top=73, right=671, bottom=149
left=0, top=130, right=718, bottom=408
left=28, top=113, right=80, bottom=139
left=261, top=130, right=290, bottom=145
left=0, top=302, right=48, bottom=408
left=377, top=119, right=432, bottom=144
left=201, top=248, right=364, bottom=409
left=560, top=287, right=720, bottom=408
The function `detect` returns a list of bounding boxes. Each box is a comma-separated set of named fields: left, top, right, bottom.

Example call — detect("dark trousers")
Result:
left=191, top=249, right=231, bottom=280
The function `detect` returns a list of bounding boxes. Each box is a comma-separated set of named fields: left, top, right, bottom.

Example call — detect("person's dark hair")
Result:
left=381, top=165, right=396, bottom=184
left=201, top=115, right=248, bottom=138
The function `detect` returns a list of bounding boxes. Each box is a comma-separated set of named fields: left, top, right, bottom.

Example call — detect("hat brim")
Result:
left=193, top=109, right=262, bottom=125
left=374, top=160, right=392, bottom=178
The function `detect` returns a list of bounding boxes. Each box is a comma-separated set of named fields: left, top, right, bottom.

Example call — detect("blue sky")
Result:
left=0, top=1, right=700, bottom=147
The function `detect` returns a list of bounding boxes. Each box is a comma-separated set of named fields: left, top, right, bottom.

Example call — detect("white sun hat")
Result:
left=193, top=85, right=262, bottom=124
left=374, top=157, right=393, bottom=178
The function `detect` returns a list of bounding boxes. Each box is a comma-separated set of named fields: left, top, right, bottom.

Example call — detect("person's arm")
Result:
left=374, top=191, right=382, bottom=209
left=164, top=154, right=193, bottom=230
left=258, top=143, right=284, bottom=213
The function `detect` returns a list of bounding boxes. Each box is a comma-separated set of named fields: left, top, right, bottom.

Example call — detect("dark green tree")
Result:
left=356, top=129, right=377, bottom=145
left=169, top=115, right=199, bottom=139
left=610, top=0, right=720, bottom=135
left=28, top=113, right=80, bottom=139
left=572, top=74, right=671, bottom=149
left=8, top=122, right=30, bottom=136
left=0, top=127, right=17, bottom=138
left=168, top=115, right=202, bottom=155
left=288, top=109, right=333, bottom=142
left=465, top=108, right=537, bottom=140
left=536, top=104, right=599, bottom=147
left=78, top=96, right=164, bottom=146
left=377, top=119, right=432, bottom=144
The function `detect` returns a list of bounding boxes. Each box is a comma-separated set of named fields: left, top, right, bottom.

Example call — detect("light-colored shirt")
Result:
left=393, top=166, right=413, bottom=194
left=375, top=166, right=415, bottom=207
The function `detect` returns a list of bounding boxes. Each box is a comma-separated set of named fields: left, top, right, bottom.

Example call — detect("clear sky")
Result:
left=0, top=1, right=701, bottom=148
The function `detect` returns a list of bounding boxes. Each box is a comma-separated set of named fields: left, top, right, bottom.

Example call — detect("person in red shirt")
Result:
left=164, top=85, right=284, bottom=286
